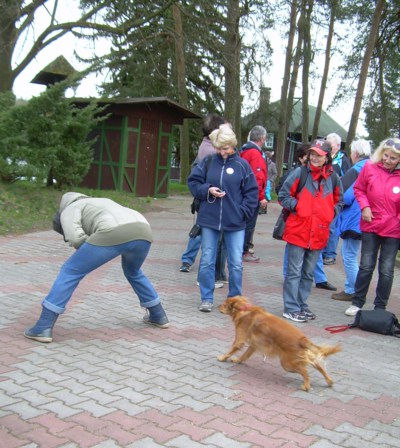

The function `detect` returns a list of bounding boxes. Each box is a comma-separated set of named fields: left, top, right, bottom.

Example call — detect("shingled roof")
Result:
left=243, top=97, right=348, bottom=142
left=31, top=56, right=77, bottom=86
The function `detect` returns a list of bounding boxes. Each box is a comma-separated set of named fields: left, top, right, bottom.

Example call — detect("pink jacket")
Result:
left=354, top=161, right=400, bottom=238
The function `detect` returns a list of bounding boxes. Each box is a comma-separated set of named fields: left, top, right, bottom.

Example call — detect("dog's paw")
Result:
left=231, top=357, right=241, bottom=363
left=217, top=355, right=228, bottom=362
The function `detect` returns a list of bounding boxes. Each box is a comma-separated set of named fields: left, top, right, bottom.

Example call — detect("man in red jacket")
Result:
left=240, top=125, right=268, bottom=262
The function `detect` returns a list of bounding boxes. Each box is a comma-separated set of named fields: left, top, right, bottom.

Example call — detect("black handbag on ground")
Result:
left=326, top=309, right=400, bottom=337
left=351, top=309, right=400, bottom=336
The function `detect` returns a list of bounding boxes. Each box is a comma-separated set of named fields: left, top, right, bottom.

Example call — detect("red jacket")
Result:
left=240, top=142, right=267, bottom=202
left=354, top=160, right=400, bottom=238
left=278, top=164, right=343, bottom=250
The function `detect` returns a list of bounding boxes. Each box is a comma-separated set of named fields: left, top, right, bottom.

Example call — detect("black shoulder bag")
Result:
left=326, top=309, right=400, bottom=337
left=273, top=166, right=308, bottom=240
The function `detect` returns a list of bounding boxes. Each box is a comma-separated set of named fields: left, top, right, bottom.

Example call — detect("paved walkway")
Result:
left=1, top=196, right=400, bottom=448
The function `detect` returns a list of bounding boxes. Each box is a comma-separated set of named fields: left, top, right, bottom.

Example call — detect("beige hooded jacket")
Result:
left=59, top=192, right=153, bottom=249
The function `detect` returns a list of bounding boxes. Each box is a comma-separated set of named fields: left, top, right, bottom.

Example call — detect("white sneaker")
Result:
left=196, top=281, right=224, bottom=289
left=345, top=305, right=361, bottom=316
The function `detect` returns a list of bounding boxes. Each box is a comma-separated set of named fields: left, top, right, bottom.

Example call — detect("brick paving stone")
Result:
left=304, top=425, right=350, bottom=444
left=1, top=197, right=400, bottom=447
left=0, top=414, right=41, bottom=436
left=165, top=434, right=218, bottom=447
left=58, top=426, right=107, bottom=448
left=204, top=432, right=252, bottom=447
left=29, top=413, right=77, bottom=434
left=105, top=398, right=151, bottom=416
left=0, top=427, right=31, bottom=448
left=126, top=437, right=166, bottom=447
left=90, top=441, right=121, bottom=448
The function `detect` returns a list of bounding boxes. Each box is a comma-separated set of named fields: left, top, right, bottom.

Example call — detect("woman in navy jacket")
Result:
left=188, top=124, right=258, bottom=312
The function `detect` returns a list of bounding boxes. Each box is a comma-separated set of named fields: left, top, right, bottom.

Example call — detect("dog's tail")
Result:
left=318, top=343, right=342, bottom=358
left=304, top=341, right=341, bottom=364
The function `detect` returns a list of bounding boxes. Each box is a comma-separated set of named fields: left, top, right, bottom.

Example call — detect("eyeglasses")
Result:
left=385, top=139, right=400, bottom=150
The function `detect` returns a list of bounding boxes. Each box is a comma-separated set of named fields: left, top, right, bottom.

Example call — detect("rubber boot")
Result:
left=143, top=303, right=169, bottom=329
left=24, top=306, right=59, bottom=343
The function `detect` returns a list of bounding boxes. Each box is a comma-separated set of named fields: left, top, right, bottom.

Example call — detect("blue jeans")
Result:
left=43, top=240, right=160, bottom=314
left=181, top=235, right=201, bottom=265
left=215, top=232, right=227, bottom=281
left=313, top=253, right=327, bottom=284
left=322, top=217, right=339, bottom=260
left=198, top=227, right=244, bottom=302
left=341, top=238, right=361, bottom=294
left=283, top=246, right=326, bottom=284
left=243, top=203, right=260, bottom=253
left=352, top=232, right=399, bottom=310
left=283, top=243, right=321, bottom=314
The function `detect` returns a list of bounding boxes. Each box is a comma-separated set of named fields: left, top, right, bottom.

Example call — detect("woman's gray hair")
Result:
left=350, top=139, right=372, bottom=157
left=209, top=124, right=237, bottom=149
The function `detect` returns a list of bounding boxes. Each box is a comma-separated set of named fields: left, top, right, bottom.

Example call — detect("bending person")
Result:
left=25, top=192, right=169, bottom=343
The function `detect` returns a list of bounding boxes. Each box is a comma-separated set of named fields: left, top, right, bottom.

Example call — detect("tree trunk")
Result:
left=376, top=43, right=389, bottom=137
left=345, top=0, right=386, bottom=149
left=172, top=4, right=190, bottom=184
left=276, top=0, right=298, bottom=177
left=301, top=0, right=314, bottom=143
left=312, top=1, right=336, bottom=140
left=225, top=0, right=242, bottom=140
left=0, top=2, right=19, bottom=93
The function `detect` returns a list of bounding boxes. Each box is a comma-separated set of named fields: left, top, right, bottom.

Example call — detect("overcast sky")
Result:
left=12, top=1, right=366, bottom=137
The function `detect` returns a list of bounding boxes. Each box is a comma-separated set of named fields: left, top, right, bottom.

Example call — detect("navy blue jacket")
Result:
left=335, top=158, right=369, bottom=239
left=188, top=152, right=258, bottom=231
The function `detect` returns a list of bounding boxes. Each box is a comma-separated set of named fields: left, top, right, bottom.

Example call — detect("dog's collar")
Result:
left=238, top=304, right=252, bottom=311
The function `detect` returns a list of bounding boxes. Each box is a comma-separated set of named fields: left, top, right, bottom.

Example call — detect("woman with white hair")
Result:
left=188, top=124, right=258, bottom=312
left=331, top=139, right=372, bottom=302
left=345, top=137, right=400, bottom=316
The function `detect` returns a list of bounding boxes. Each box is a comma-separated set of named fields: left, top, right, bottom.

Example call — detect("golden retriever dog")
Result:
left=218, top=296, right=341, bottom=391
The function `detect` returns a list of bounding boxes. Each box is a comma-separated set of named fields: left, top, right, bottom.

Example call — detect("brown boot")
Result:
left=331, top=291, right=354, bottom=301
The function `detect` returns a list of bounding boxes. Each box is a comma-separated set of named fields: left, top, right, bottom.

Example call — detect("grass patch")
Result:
left=0, top=181, right=153, bottom=236
left=169, top=181, right=190, bottom=195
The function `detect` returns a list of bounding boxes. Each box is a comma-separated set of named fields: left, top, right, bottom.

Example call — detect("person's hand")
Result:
left=209, top=187, right=226, bottom=198
left=260, top=199, right=268, bottom=209
left=362, top=207, right=373, bottom=223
